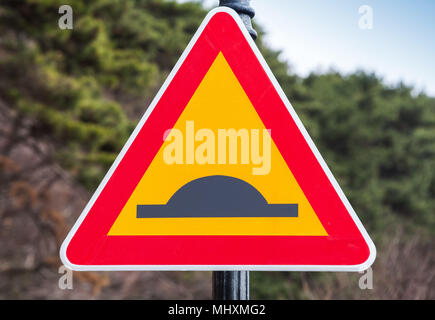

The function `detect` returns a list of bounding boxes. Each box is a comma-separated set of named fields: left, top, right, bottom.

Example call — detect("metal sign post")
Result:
left=219, top=0, right=257, bottom=39
left=213, top=271, right=250, bottom=300
left=213, top=0, right=256, bottom=301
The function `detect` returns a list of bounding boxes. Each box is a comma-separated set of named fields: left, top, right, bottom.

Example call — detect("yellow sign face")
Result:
left=109, top=53, right=327, bottom=236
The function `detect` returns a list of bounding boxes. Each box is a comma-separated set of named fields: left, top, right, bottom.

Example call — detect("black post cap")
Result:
left=219, top=0, right=257, bottom=40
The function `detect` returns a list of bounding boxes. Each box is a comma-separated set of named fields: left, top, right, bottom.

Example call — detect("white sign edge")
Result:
left=60, top=6, right=376, bottom=272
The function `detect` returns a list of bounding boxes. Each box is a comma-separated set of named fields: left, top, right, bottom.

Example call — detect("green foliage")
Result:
left=293, top=72, right=435, bottom=236
left=0, top=0, right=205, bottom=189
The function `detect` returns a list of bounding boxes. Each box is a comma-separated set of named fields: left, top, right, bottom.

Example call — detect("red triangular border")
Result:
left=61, top=8, right=375, bottom=271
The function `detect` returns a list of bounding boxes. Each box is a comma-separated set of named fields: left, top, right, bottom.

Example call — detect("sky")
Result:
left=179, top=0, right=435, bottom=96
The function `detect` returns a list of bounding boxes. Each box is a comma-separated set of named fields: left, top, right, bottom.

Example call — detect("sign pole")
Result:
left=219, top=0, right=257, bottom=40
left=213, top=0, right=256, bottom=301
left=213, top=271, right=250, bottom=300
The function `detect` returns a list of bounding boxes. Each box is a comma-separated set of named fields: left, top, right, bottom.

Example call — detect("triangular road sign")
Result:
left=61, top=7, right=375, bottom=271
